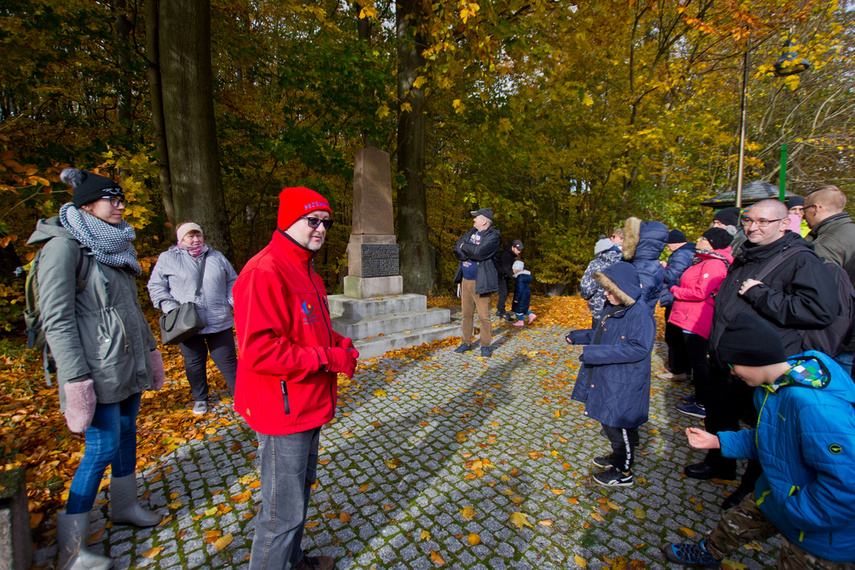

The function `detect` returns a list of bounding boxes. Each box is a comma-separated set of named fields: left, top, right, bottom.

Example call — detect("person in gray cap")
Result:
left=453, top=208, right=501, bottom=357
left=495, top=238, right=524, bottom=321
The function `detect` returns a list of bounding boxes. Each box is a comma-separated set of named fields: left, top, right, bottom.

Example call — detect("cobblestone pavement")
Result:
left=34, top=321, right=781, bottom=569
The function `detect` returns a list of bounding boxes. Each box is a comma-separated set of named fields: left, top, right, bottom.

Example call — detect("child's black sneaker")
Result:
left=662, top=540, right=721, bottom=568
left=591, top=455, right=614, bottom=469
left=592, top=467, right=633, bottom=487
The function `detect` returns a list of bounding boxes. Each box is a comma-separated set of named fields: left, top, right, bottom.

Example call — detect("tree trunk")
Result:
left=114, top=0, right=132, bottom=134
left=396, top=0, right=433, bottom=294
left=145, top=0, right=175, bottom=229
left=157, top=0, right=233, bottom=260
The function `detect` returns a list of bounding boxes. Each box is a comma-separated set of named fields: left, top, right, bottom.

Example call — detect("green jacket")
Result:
left=28, top=218, right=156, bottom=411
left=806, top=212, right=855, bottom=285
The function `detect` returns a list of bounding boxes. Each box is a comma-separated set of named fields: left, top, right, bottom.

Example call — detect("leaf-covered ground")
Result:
left=0, top=295, right=665, bottom=547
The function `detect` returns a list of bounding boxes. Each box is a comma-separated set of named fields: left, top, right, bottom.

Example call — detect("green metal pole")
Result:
left=779, top=144, right=787, bottom=201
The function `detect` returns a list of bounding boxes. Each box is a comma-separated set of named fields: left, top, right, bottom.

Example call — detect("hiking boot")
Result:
left=512, top=320, right=524, bottom=327
left=454, top=343, right=473, bottom=354
left=676, top=403, right=706, bottom=419
left=656, top=371, right=690, bottom=381
left=527, top=313, right=537, bottom=324
left=680, top=394, right=696, bottom=404
left=662, top=540, right=721, bottom=568
left=480, top=346, right=492, bottom=358
left=505, top=314, right=516, bottom=323
left=592, top=467, right=633, bottom=487
left=294, top=554, right=335, bottom=570
left=192, top=401, right=208, bottom=415
left=591, top=455, right=614, bottom=469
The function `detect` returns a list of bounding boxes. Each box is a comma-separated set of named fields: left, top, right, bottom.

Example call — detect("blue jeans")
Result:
left=66, top=392, right=141, bottom=514
left=249, top=427, right=320, bottom=570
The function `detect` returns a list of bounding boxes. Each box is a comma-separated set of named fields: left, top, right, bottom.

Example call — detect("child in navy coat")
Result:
left=511, top=260, right=536, bottom=326
left=566, top=261, right=656, bottom=487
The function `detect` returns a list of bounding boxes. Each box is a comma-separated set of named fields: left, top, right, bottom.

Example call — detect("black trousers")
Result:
left=178, top=328, right=238, bottom=402
left=702, top=361, right=762, bottom=490
left=496, top=277, right=513, bottom=315
left=683, top=332, right=710, bottom=406
left=664, top=306, right=691, bottom=374
left=602, top=424, right=640, bottom=473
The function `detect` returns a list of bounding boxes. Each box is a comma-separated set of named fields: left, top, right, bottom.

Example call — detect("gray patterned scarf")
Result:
left=59, top=203, right=142, bottom=275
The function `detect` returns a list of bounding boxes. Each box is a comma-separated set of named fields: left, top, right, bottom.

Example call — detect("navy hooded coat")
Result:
left=568, top=261, right=656, bottom=429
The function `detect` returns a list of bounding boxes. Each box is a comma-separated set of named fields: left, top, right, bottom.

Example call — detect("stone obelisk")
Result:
left=343, top=146, right=403, bottom=298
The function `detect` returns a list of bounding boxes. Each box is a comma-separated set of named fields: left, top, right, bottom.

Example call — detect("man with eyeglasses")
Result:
left=684, top=198, right=839, bottom=512
left=804, top=185, right=855, bottom=377
left=233, top=187, right=358, bottom=570
left=453, top=207, right=501, bottom=357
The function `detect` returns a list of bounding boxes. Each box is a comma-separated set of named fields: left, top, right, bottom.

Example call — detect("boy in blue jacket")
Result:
left=664, top=313, right=855, bottom=568
left=567, top=261, right=656, bottom=487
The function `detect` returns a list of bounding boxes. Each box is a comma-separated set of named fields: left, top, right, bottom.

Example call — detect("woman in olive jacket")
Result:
left=28, top=168, right=164, bottom=570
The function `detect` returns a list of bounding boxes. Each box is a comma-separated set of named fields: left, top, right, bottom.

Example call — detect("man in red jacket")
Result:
left=233, top=187, right=358, bottom=570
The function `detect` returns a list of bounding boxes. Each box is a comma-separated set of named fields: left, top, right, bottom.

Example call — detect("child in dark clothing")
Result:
left=511, top=260, right=537, bottom=326
left=566, top=261, right=656, bottom=486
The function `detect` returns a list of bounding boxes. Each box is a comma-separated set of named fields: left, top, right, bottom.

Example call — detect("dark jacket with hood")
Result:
left=568, top=261, right=656, bottom=429
left=495, top=242, right=518, bottom=281
left=511, top=270, right=532, bottom=314
left=621, top=217, right=668, bottom=312
left=708, top=231, right=839, bottom=365
left=659, top=242, right=696, bottom=308
left=453, top=225, right=501, bottom=295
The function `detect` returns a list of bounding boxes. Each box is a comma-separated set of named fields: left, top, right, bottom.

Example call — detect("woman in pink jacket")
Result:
left=667, top=228, right=734, bottom=419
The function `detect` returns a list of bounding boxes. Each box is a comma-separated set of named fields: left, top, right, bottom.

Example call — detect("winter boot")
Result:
left=110, top=473, right=162, bottom=527
left=56, top=511, right=113, bottom=570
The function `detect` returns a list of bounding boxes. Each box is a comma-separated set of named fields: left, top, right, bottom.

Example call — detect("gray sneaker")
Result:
left=192, top=401, right=208, bottom=415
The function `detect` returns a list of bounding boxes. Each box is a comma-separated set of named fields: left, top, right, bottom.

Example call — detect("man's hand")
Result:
left=565, top=333, right=574, bottom=344
left=338, top=337, right=360, bottom=359
left=686, top=427, right=721, bottom=449
left=739, top=279, right=762, bottom=296
left=325, top=347, right=358, bottom=379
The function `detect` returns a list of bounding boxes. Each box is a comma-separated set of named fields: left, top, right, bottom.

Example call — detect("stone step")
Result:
left=351, top=323, right=461, bottom=360
left=328, top=293, right=427, bottom=321
left=331, top=307, right=451, bottom=339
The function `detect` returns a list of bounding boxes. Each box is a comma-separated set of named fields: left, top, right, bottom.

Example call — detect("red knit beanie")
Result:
left=277, top=187, right=332, bottom=231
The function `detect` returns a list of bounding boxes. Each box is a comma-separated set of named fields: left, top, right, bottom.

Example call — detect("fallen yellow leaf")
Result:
left=141, top=546, right=165, bottom=558
left=214, top=533, right=233, bottom=551
left=460, top=506, right=475, bottom=520
left=679, top=527, right=695, bottom=537
left=430, top=550, right=446, bottom=565
left=509, top=511, right=533, bottom=529
left=467, top=533, right=480, bottom=546
left=420, top=530, right=431, bottom=541
left=574, top=554, right=587, bottom=568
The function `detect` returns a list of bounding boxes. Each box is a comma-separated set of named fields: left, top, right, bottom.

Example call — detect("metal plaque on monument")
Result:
left=328, top=147, right=456, bottom=359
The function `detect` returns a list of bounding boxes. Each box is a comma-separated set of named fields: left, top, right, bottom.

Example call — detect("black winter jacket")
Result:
left=659, top=242, right=696, bottom=308
left=453, top=225, right=501, bottom=295
left=495, top=243, right=518, bottom=281
left=708, top=232, right=839, bottom=365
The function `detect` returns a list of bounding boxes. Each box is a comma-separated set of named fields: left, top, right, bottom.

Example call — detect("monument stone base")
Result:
left=343, top=275, right=403, bottom=299
left=329, top=293, right=458, bottom=359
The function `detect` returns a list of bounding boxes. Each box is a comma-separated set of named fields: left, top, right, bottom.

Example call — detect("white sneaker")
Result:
left=192, top=401, right=208, bottom=415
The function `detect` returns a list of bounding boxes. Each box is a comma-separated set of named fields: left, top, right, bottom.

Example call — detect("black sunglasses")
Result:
left=301, top=216, right=333, bottom=230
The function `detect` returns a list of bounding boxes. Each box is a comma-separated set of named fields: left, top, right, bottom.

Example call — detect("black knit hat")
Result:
left=667, top=229, right=687, bottom=244
left=713, top=206, right=741, bottom=228
left=60, top=168, right=124, bottom=208
left=786, top=196, right=805, bottom=210
left=718, top=313, right=787, bottom=367
left=701, top=227, right=732, bottom=250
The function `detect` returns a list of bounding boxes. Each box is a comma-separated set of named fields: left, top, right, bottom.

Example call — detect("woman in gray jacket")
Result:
left=148, top=222, right=238, bottom=414
left=28, top=168, right=165, bottom=570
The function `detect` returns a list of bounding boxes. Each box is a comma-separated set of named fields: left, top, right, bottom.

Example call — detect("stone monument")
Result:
left=343, top=146, right=402, bottom=299
left=328, top=147, right=457, bottom=359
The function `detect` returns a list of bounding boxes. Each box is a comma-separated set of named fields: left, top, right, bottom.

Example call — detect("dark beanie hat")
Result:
left=701, top=227, right=732, bottom=250
left=61, top=168, right=124, bottom=208
left=718, top=313, right=787, bottom=367
left=713, top=206, right=741, bottom=228
left=277, top=187, right=332, bottom=231
left=667, top=229, right=687, bottom=244
left=786, top=196, right=805, bottom=210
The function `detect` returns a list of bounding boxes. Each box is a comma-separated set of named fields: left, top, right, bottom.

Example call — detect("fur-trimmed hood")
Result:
left=594, top=261, right=642, bottom=306
left=621, top=217, right=668, bottom=262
